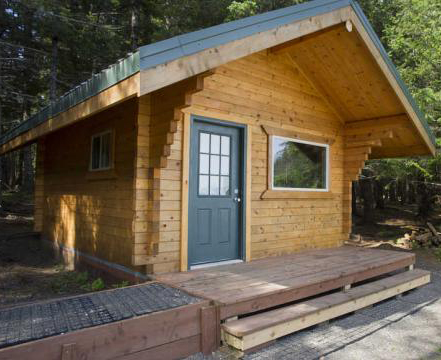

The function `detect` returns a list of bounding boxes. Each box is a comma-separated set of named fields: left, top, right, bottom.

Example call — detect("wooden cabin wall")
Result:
left=132, top=79, right=202, bottom=273
left=135, top=50, right=349, bottom=274
left=39, top=98, right=138, bottom=269
left=187, top=51, right=346, bottom=261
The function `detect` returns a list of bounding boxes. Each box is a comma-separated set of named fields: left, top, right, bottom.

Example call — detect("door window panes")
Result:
left=210, top=155, right=220, bottom=174
left=198, top=132, right=231, bottom=196
left=220, top=176, right=230, bottom=195
left=210, top=175, right=220, bottom=195
left=199, top=175, right=209, bottom=195
left=200, top=132, right=210, bottom=153
left=221, top=136, right=230, bottom=155
left=199, top=154, right=209, bottom=174
left=210, top=134, right=220, bottom=154
left=221, top=156, right=229, bottom=175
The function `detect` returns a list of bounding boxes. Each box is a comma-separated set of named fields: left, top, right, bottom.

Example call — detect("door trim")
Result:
left=180, top=113, right=249, bottom=271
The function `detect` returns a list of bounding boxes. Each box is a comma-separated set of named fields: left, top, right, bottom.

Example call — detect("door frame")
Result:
left=180, top=113, right=249, bottom=271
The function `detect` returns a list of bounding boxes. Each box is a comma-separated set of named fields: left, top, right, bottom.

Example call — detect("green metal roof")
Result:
left=0, top=0, right=435, bottom=148
left=0, top=51, right=140, bottom=146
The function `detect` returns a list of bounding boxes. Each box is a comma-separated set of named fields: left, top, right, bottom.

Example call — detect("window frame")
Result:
left=89, top=129, right=114, bottom=172
left=269, top=135, right=330, bottom=192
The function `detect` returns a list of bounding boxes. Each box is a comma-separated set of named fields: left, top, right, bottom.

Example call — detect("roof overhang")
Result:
left=0, top=0, right=435, bottom=157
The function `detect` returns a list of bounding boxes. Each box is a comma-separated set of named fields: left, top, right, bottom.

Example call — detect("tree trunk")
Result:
left=360, top=177, right=375, bottom=224
left=50, top=36, right=58, bottom=102
left=352, top=181, right=358, bottom=216
left=417, top=182, right=432, bottom=218
left=397, top=178, right=405, bottom=205
left=375, top=179, right=385, bottom=209
left=22, top=145, right=34, bottom=193
left=389, top=180, right=397, bottom=202
left=130, top=8, right=138, bottom=51
left=408, top=181, right=416, bottom=204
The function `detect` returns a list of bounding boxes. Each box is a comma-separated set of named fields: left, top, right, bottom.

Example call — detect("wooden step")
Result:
left=222, top=269, right=430, bottom=352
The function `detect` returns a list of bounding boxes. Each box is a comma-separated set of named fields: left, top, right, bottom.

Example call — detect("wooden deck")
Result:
left=155, top=246, right=415, bottom=319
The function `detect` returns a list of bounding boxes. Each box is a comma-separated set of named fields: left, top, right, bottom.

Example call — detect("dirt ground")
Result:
left=351, top=203, right=441, bottom=273
left=353, top=203, right=441, bottom=241
left=0, top=191, right=128, bottom=309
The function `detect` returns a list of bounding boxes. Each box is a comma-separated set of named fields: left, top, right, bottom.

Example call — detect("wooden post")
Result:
left=200, top=305, right=220, bottom=355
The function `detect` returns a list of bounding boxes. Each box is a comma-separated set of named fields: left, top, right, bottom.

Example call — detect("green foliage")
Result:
left=88, top=278, right=106, bottom=291
left=226, top=0, right=259, bottom=21
left=385, top=0, right=441, bottom=134
left=50, top=271, right=89, bottom=294
left=1, top=0, right=441, bottom=197
left=50, top=271, right=106, bottom=293
left=226, top=0, right=306, bottom=20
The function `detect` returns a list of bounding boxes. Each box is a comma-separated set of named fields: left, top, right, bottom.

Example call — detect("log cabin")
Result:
left=0, top=0, right=436, bottom=282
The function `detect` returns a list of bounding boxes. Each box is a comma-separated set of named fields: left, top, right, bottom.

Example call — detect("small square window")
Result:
left=90, top=130, right=113, bottom=171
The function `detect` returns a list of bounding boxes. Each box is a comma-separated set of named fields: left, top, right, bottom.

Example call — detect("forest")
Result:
left=0, top=0, right=440, bottom=221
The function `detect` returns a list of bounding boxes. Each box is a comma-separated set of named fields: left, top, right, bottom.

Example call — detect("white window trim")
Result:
left=89, top=130, right=114, bottom=172
left=270, top=135, right=330, bottom=192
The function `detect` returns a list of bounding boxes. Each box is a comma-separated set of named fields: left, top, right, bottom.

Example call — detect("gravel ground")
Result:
left=187, top=249, right=441, bottom=360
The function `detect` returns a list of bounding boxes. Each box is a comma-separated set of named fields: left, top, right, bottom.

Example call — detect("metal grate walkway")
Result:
left=0, top=282, right=202, bottom=349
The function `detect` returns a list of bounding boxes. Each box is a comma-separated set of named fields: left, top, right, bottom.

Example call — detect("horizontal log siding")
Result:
left=133, top=79, right=200, bottom=273
left=138, top=51, right=355, bottom=273
left=41, top=98, right=138, bottom=269
left=187, top=51, right=346, bottom=265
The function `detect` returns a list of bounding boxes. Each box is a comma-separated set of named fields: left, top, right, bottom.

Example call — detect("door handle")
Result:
left=233, top=197, right=241, bottom=203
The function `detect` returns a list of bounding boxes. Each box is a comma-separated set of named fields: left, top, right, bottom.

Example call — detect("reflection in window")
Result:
left=272, top=136, right=327, bottom=190
left=198, top=132, right=231, bottom=196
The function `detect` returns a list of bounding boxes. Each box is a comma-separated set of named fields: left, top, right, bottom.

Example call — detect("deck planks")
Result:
left=155, top=247, right=415, bottom=319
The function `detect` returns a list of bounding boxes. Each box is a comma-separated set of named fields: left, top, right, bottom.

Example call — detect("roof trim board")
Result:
left=0, top=0, right=435, bottom=153
left=349, top=1, right=436, bottom=150
left=138, top=0, right=350, bottom=70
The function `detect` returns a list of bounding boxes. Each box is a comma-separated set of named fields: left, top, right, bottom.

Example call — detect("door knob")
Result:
left=233, top=197, right=241, bottom=203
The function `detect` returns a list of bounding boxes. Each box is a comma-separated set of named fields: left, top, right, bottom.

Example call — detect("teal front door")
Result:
left=188, top=118, right=243, bottom=266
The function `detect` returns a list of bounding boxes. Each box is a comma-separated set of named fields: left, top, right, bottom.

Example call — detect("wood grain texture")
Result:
left=139, top=7, right=351, bottom=96
left=41, top=98, right=138, bottom=269
left=133, top=77, right=205, bottom=272
left=155, top=246, right=416, bottom=320
left=0, top=300, right=209, bottom=360
left=135, top=49, right=351, bottom=272
left=222, top=269, right=430, bottom=350
left=286, top=19, right=433, bottom=158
